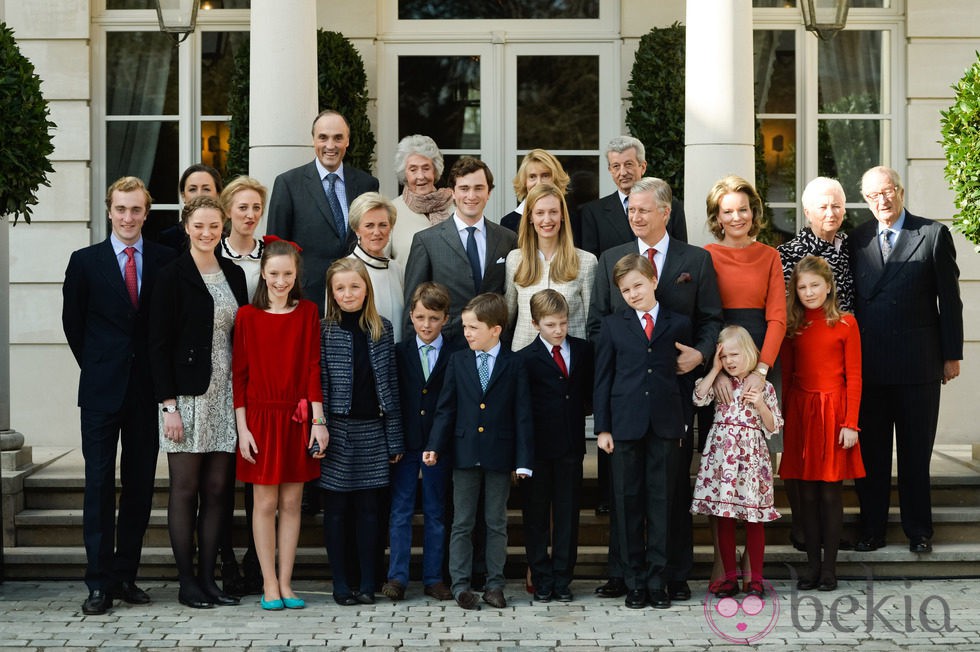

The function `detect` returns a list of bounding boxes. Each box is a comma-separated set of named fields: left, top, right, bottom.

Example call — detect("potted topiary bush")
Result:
left=0, top=23, right=55, bottom=224
left=940, top=51, right=980, bottom=250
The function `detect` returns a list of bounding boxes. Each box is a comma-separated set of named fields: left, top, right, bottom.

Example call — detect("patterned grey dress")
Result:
left=159, top=271, right=239, bottom=454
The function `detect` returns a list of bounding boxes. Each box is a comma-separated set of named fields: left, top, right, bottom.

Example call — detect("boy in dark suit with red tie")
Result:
left=594, top=254, right=693, bottom=610
left=424, top=293, right=534, bottom=611
left=518, top=289, right=594, bottom=603
left=383, top=283, right=457, bottom=603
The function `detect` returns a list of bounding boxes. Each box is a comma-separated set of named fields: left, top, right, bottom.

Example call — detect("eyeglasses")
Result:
left=864, top=187, right=898, bottom=203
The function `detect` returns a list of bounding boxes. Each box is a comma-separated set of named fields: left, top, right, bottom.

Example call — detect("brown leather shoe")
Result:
left=381, top=580, right=405, bottom=601
left=424, top=582, right=454, bottom=601
left=455, top=590, right=480, bottom=610
left=482, top=588, right=507, bottom=608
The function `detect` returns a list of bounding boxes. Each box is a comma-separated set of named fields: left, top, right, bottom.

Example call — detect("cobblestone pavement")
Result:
left=2, top=576, right=980, bottom=651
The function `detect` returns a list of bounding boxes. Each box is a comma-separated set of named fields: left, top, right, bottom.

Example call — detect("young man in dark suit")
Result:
left=517, top=290, right=594, bottom=603
left=62, top=176, right=176, bottom=615
left=266, top=109, right=379, bottom=316
left=587, top=177, right=722, bottom=602
left=593, top=253, right=694, bottom=610
left=383, top=282, right=458, bottom=603
left=402, top=157, right=517, bottom=345
left=849, top=166, right=963, bottom=554
left=424, top=293, right=534, bottom=611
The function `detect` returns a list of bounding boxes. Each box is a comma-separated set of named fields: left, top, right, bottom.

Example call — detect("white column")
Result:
left=684, top=0, right=756, bottom=246
left=248, top=0, right=318, bottom=224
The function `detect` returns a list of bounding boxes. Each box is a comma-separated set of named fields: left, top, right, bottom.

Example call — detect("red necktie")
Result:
left=123, top=246, right=139, bottom=308
left=551, top=344, right=568, bottom=377
left=645, top=247, right=659, bottom=278
left=642, top=313, right=654, bottom=340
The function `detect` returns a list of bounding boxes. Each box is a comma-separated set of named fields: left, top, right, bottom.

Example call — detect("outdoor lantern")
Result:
left=800, top=0, right=849, bottom=41
left=154, top=0, right=200, bottom=44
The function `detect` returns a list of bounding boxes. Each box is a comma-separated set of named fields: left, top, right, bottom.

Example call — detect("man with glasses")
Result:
left=848, top=166, right=963, bottom=555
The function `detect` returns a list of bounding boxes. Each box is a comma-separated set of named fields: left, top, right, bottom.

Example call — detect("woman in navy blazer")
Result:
left=149, top=197, right=249, bottom=609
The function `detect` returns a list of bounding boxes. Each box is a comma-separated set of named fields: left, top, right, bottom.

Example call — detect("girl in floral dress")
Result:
left=691, top=325, right=783, bottom=599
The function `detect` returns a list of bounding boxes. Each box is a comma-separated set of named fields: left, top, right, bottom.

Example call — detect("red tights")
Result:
left=717, top=517, right=765, bottom=582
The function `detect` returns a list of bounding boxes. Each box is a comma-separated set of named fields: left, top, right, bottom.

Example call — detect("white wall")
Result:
left=906, top=0, right=980, bottom=443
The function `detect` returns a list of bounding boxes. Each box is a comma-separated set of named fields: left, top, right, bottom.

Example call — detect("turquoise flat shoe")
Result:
left=282, top=596, right=305, bottom=609
left=260, top=596, right=284, bottom=611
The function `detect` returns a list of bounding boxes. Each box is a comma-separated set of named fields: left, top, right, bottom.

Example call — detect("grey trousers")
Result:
left=449, top=467, right=511, bottom=596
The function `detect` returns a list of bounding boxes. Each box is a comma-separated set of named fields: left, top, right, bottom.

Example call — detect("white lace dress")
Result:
left=159, top=271, right=239, bottom=454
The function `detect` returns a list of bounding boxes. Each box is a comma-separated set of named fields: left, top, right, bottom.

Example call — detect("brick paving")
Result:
left=1, top=577, right=979, bottom=650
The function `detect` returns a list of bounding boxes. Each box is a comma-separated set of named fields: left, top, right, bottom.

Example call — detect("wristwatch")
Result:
left=161, top=405, right=178, bottom=414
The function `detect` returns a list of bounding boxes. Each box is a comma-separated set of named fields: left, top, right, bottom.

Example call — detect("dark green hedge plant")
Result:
left=940, top=51, right=980, bottom=249
left=0, top=23, right=55, bottom=224
left=226, top=30, right=376, bottom=177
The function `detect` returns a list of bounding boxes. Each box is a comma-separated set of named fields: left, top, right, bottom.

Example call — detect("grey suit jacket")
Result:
left=402, top=217, right=517, bottom=343
left=580, top=192, right=688, bottom=257
left=587, top=238, right=722, bottom=367
left=266, top=160, right=379, bottom=315
left=849, top=211, right=963, bottom=385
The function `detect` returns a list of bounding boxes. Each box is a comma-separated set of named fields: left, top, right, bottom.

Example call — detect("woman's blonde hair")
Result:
left=718, top=325, right=759, bottom=375
left=512, top=149, right=570, bottom=200
left=786, top=255, right=844, bottom=336
left=324, top=257, right=385, bottom=341
left=513, top=183, right=579, bottom=287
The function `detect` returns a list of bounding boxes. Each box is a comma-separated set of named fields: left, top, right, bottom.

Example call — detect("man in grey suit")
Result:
left=402, top=157, right=517, bottom=345
left=587, top=177, right=722, bottom=603
left=849, top=166, right=963, bottom=554
left=580, top=136, right=687, bottom=257
left=266, top=109, right=380, bottom=315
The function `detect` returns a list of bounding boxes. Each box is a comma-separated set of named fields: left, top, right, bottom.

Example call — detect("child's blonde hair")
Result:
left=718, top=325, right=759, bottom=374
left=324, top=257, right=385, bottom=341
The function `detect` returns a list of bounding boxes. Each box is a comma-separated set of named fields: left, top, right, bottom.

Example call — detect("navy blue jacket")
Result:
left=396, top=336, right=460, bottom=452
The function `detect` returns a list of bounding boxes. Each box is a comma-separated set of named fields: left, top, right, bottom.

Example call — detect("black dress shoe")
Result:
left=909, top=537, right=933, bottom=553
left=82, top=589, right=112, bottom=615
left=818, top=578, right=838, bottom=591
left=595, top=577, right=628, bottom=598
left=796, top=577, right=819, bottom=591
left=178, top=586, right=215, bottom=610
left=667, top=581, right=691, bottom=601
left=649, top=589, right=671, bottom=609
left=110, top=581, right=150, bottom=604
left=854, top=536, right=886, bottom=552
left=533, top=589, right=553, bottom=602
left=203, top=588, right=241, bottom=606
left=624, top=588, right=647, bottom=609
left=333, top=593, right=358, bottom=606
left=789, top=534, right=807, bottom=552
left=354, top=591, right=376, bottom=605
left=595, top=502, right=610, bottom=516
left=555, top=588, right=573, bottom=602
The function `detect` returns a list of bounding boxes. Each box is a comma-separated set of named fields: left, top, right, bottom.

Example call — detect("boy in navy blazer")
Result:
left=594, top=254, right=693, bottom=610
left=425, top=293, right=534, bottom=610
left=383, top=283, right=458, bottom=602
left=518, top=290, right=594, bottom=603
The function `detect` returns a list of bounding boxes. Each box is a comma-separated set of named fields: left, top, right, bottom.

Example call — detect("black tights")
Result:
left=322, top=488, right=381, bottom=596
left=798, top=480, right=843, bottom=583
left=167, top=452, right=235, bottom=594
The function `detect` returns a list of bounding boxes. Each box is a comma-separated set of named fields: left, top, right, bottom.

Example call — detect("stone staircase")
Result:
left=4, top=444, right=980, bottom=582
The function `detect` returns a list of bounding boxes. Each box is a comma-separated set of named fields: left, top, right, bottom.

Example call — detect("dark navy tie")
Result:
left=465, top=226, right=482, bottom=294
left=325, top=173, right=346, bottom=238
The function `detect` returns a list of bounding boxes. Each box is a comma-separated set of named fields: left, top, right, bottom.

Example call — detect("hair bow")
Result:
left=263, top=234, right=303, bottom=252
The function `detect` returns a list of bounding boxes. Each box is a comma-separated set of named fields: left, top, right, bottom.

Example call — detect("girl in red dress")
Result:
left=233, top=238, right=329, bottom=610
left=780, top=255, right=864, bottom=591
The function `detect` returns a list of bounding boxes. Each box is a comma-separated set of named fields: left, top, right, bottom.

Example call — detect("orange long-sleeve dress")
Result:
left=704, top=242, right=787, bottom=367
left=779, top=309, right=865, bottom=482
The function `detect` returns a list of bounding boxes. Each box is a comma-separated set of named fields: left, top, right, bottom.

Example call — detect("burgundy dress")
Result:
left=232, top=300, right=322, bottom=484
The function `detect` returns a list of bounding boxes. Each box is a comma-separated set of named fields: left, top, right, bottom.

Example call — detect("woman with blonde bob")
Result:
left=317, top=257, right=403, bottom=606
left=501, top=149, right=572, bottom=233
left=504, top=182, right=597, bottom=351
left=347, top=192, right=405, bottom=342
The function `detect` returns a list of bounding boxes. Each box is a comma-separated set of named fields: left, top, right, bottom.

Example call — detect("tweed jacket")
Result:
left=320, top=316, right=404, bottom=456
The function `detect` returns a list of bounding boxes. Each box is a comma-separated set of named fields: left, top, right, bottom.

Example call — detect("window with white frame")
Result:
left=753, top=1, right=903, bottom=239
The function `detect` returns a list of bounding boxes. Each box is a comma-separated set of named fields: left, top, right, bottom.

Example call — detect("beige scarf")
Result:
left=402, top=186, right=454, bottom=225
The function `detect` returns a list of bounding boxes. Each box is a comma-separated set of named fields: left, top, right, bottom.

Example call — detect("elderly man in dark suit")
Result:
left=62, top=176, right=176, bottom=615
left=266, top=109, right=379, bottom=315
left=587, top=176, right=722, bottom=603
left=580, top=135, right=687, bottom=257
left=849, top=166, right=963, bottom=554
left=402, top=157, right=518, bottom=345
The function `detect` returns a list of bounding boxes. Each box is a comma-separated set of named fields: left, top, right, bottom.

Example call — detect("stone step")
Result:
left=6, top=543, right=980, bottom=582
left=13, top=505, right=980, bottom=548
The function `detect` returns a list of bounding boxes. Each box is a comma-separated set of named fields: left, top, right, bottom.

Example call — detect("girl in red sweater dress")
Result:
left=780, top=255, right=864, bottom=591
left=233, top=238, right=329, bottom=610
